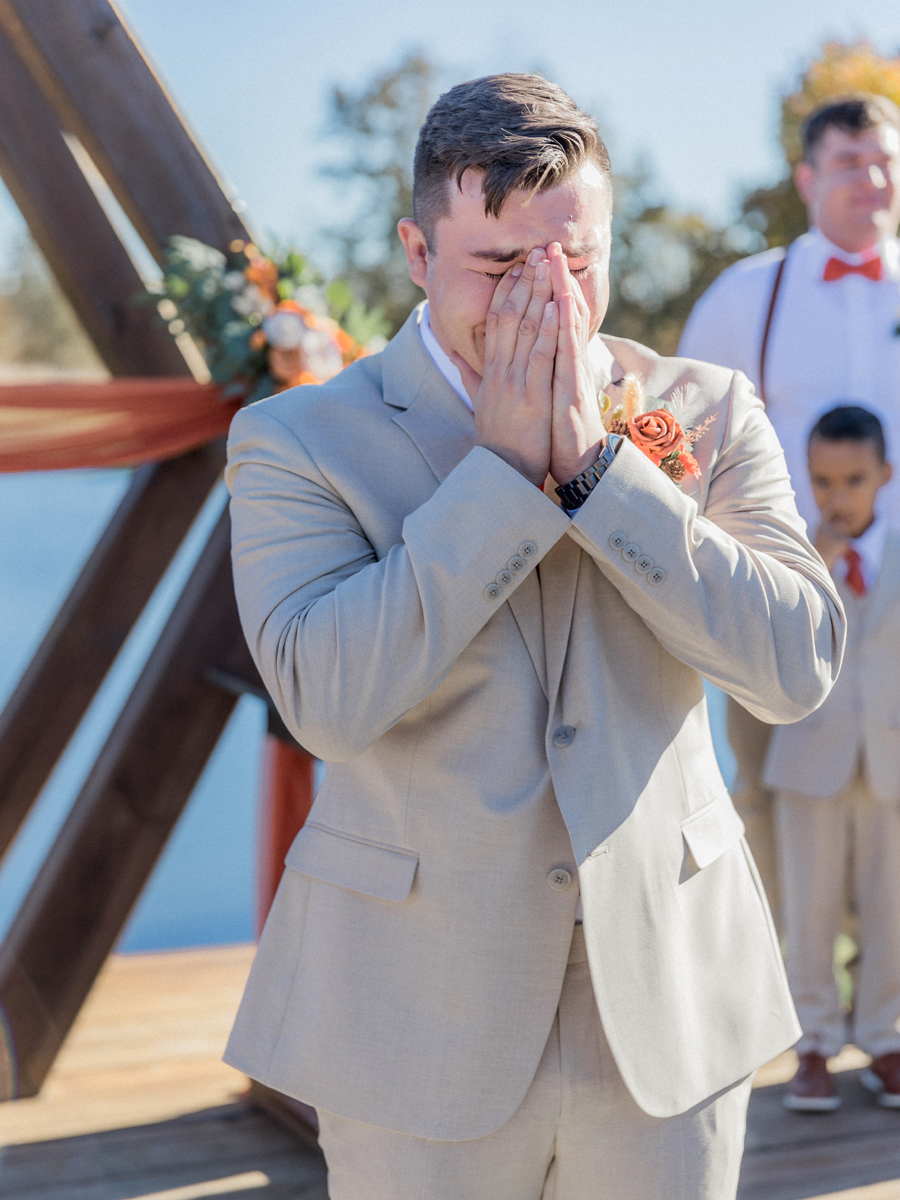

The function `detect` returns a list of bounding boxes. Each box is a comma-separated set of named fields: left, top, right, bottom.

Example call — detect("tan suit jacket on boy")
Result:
left=223, top=305, right=843, bottom=1140
left=765, top=530, right=900, bottom=801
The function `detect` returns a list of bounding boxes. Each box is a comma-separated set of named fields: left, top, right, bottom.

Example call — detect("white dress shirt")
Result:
left=418, top=303, right=474, bottom=412
left=678, top=228, right=900, bottom=530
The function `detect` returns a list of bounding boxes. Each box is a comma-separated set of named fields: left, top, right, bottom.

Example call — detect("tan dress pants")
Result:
left=776, top=777, right=900, bottom=1058
left=317, top=927, right=752, bottom=1200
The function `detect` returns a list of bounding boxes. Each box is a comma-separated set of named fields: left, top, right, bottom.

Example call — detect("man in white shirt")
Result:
left=679, top=96, right=900, bottom=916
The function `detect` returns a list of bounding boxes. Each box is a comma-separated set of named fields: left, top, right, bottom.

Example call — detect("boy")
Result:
left=765, top=405, right=900, bottom=1111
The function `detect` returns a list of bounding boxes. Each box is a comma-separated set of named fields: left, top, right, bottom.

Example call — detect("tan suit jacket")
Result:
left=765, top=530, right=900, bottom=802
left=223, top=305, right=844, bottom=1138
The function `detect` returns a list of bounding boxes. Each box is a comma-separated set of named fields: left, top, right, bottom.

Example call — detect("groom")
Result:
left=224, top=75, right=844, bottom=1198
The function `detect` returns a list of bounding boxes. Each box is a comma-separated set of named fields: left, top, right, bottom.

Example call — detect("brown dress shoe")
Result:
left=861, top=1051, right=900, bottom=1108
left=783, top=1051, right=841, bottom=1111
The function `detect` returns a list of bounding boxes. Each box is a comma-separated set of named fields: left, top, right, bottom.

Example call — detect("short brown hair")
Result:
left=413, top=74, right=610, bottom=249
left=802, top=94, right=900, bottom=162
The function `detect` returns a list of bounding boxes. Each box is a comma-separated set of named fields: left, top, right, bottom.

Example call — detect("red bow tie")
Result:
left=823, top=256, right=883, bottom=282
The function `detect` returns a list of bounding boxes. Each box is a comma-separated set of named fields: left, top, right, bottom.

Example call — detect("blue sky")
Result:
left=1, top=0, right=899, bottom=273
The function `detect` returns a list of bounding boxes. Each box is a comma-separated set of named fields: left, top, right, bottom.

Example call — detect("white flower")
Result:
left=222, top=270, right=246, bottom=292
left=365, top=335, right=388, bottom=354
left=262, top=309, right=309, bottom=350
left=302, top=327, right=344, bottom=381
left=232, top=284, right=274, bottom=319
left=292, top=284, right=329, bottom=315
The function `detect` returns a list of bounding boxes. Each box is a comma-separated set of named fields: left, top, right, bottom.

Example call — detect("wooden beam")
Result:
left=0, top=25, right=189, bottom=376
left=0, top=0, right=250, bottom=259
left=0, top=441, right=224, bottom=864
left=0, top=507, right=259, bottom=1100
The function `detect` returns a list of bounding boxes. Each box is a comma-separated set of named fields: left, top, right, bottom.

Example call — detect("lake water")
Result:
left=0, top=468, right=736, bottom=952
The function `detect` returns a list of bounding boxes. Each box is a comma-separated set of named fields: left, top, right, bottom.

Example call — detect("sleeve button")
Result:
left=635, top=555, right=653, bottom=574
left=484, top=582, right=502, bottom=600
left=508, top=555, right=526, bottom=573
left=648, top=567, right=667, bottom=586
left=519, top=541, right=537, bottom=559
left=609, top=531, right=627, bottom=551
left=622, top=543, right=640, bottom=562
left=496, top=569, right=513, bottom=587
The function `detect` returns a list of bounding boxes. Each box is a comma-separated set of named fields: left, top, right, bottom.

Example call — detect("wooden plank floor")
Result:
left=740, top=1048, right=900, bottom=1200
left=0, top=944, right=327, bottom=1199
left=0, top=940, right=898, bottom=1198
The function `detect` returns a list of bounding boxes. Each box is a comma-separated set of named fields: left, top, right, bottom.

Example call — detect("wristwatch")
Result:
left=555, top=434, right=624, bottom=511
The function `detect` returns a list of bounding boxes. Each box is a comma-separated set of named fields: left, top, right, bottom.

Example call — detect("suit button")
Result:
left=648, top=567, right=667, bottom=586
left=484, top=582, right=502, bottom=600
left=508, top=555, right=526, bottom=573
left=547, top=868, right=573, bottom=892
left=519, top=541, right=537, bottom=559
left=496, top=569, right=513, bottom=587
left=636, top=554, right=653, bottom=574
left=609, top=531, right=627, bottom=551
left=623, top=542, right=640, bottom=562
left=552, top=725, right=576, bottom=747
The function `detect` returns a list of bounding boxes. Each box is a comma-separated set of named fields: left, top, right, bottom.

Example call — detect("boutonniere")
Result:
left=601, top=375, right=715, bottom=486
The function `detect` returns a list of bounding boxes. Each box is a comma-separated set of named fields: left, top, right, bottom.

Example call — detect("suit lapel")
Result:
left=507, top=573, right=549, bottom=699
left=383, top=308, right=477, bottom=485
left=863, top=530, right=900, bottom=634
left=540, top=535, right=582, bottom=704
left=383, top=305, right=549, bottom=691
left=535, top=336, right=620, bottom=702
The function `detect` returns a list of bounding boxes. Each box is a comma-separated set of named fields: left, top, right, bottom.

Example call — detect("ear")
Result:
left=881, top=460, right=894, bottom=486
left=397, top=218, right=429, bottom=289
left=794, top=160, right=815, bottom=207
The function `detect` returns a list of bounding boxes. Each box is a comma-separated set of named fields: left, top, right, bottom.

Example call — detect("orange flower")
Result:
left=277, top=369, right=319, bottom=390
left=628, top=409, right=684, bottom=465
left=249, top=329, right=268, bottom=351
left=679, top=449, right=701, bottom=478
left=244, top=256, right=279, bottom=301
left=274, top=298, right=312, bottom=319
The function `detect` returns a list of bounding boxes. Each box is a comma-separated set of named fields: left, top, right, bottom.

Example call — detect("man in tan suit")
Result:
left=224, top=75, right=844, bottom=1198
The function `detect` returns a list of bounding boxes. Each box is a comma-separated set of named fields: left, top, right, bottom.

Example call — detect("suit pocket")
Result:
left=284, top=821, right=419, bottom=902
left=681, top=792, right=745, bottom=869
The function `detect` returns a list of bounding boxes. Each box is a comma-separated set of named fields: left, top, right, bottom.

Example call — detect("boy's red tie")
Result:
left=844, top=546, right=867, bottom=596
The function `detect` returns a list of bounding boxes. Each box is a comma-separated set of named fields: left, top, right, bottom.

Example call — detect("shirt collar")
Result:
left=808, top=226, right=900, bottom=281
left=417, top=302, right=473, bottom=412
left=418, top=299, right=622, bottom=407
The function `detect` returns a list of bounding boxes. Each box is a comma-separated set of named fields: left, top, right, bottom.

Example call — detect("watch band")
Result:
left=555, top=434, right=624, bottom=511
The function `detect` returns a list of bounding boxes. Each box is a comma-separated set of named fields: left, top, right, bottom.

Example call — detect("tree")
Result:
left=604, top=170, right=755, bottom=356
left=0, top=235, right=102, bottom=372
left=323, top=52, right=436, bottom=334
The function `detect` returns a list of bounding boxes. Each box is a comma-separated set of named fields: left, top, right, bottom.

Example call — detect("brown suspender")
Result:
left=758, top=244, right=790, bottom=406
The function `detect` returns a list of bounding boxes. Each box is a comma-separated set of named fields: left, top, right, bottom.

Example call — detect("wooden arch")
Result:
left=0, top=0, right=311, bottom=1101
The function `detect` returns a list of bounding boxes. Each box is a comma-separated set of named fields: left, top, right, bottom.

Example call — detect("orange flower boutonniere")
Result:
left=602, top=374, right=715, bottom=488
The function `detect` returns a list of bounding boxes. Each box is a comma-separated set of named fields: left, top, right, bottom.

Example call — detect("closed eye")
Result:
left=485, top=265, right=591, bottom=281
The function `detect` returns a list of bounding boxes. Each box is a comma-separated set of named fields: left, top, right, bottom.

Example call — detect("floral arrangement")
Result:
left=602, top=374, right=716, bottom=486
left=146, top=236, right=389, bottom=405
